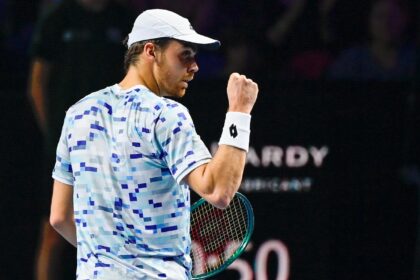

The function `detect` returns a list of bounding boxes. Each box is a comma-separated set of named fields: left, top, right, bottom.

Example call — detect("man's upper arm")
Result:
left=154, top=102, right=212, bottom=184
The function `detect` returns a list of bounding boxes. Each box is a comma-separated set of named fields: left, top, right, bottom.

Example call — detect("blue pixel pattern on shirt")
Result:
left=52, top=84, right=211, bottom=279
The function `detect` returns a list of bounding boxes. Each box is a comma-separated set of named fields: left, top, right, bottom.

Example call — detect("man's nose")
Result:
left=189, top=61, right=199, bottom=73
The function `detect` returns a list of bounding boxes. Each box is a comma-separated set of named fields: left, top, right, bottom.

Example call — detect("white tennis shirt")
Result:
left=53, top=84, right=211, bottom=279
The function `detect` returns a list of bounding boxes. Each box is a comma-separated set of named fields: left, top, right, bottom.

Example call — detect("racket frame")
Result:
left=190, top=192, right=254, bottom=279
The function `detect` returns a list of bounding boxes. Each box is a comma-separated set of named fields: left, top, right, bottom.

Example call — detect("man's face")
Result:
left=153, top=40, right=199, bottom=98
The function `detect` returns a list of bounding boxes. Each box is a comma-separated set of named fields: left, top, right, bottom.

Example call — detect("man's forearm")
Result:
left=205, top=145, right=246, bottom=204
left=187, top=73, right=258, bottom=209
left=50, top=180, right=76, bottom=247
left=52, top=218, right=77, bottom=247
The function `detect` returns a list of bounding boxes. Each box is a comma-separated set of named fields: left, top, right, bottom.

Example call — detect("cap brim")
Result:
left=174, top=33, right=221, bottom=50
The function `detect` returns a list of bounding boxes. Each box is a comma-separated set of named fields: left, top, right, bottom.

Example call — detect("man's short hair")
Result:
left=122, top=37, right=171, bottom=72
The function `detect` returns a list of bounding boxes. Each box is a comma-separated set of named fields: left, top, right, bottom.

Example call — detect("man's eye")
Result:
left=180, top=53, right=195, bottom=63
left=182, top=52, right=193, bottom=58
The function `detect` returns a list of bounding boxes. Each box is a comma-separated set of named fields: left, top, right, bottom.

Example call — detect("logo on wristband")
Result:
left=229, top=124, right=238, bottom=138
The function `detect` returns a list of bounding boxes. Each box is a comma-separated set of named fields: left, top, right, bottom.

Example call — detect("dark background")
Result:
left=183, top=81, right=418, bottom=279
left=0, top=0, right=419, bottom=279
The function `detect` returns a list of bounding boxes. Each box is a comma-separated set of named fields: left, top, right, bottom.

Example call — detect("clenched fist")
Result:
left=227, top=73, right=259, bottom=114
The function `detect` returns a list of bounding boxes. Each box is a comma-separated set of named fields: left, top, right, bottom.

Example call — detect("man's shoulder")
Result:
left=153, top=99, right=196, bottom=133
left=160, top=98, right=189, bottom=114
left=66, top=86, right=112, bottom=115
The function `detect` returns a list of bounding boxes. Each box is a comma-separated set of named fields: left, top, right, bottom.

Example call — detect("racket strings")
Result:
left=191, top=196, right=249, bottom=275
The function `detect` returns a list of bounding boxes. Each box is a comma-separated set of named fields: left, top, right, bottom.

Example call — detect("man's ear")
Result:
left=143, top=42, right=156, bottom=60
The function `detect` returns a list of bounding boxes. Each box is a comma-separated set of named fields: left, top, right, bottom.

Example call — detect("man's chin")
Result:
left=178, top=89, right=187, bottom=98
left=172, top=89, right=187, bottom=98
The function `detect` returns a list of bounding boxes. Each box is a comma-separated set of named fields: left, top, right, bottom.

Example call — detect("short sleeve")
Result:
left=52, top=113, right=74, bottom=185
left=155, top=102, right=212, bottom=184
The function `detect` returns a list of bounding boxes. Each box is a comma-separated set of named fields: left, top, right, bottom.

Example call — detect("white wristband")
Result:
left=218, top=112, right=251, bottom=152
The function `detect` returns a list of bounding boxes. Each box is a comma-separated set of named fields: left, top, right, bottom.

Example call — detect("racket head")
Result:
left=190, top=192, right=254, bottom=279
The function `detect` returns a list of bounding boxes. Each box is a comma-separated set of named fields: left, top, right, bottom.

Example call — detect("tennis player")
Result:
left=50, top=9, right=258, bottom=279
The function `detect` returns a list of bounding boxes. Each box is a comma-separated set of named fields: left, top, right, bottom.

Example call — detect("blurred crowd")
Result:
left=0, top=0, right=417, bottom=86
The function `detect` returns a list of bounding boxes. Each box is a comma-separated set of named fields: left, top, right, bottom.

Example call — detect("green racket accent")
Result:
left=190, top=192, right=254, bottom=279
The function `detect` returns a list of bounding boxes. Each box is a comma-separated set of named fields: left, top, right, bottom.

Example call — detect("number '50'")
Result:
left=228, top=240, right=290, bottom=280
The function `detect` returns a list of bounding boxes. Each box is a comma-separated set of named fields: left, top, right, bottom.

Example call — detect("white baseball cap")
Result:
left=127, top=9, right=221, bottom=49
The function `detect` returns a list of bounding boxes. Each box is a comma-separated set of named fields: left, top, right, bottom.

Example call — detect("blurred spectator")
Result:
left=327, top=0, right=416, bottom=81
left=216, top=0, right=265, bottom=78
left=28, top=0, right=133, bottom=279
left=264, top=0, right=338, bottom=80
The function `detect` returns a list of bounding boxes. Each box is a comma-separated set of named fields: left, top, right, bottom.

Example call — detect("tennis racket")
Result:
left=190, top=192, right=254, bottom=279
